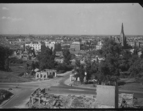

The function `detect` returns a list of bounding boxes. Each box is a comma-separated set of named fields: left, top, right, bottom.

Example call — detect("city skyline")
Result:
left=0, top=3, right=143, bottom=35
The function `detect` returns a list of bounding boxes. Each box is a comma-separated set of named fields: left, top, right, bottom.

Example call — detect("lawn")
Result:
left=0, top=63, right=32, bottom=83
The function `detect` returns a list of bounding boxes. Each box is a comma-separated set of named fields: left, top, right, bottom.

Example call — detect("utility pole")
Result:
left=115, top=82, right=119, bottom=108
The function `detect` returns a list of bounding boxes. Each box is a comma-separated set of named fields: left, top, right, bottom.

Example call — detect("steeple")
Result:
left=121, top=23, right=124, bottom=35
left=120, top=23, right=126, bottom=47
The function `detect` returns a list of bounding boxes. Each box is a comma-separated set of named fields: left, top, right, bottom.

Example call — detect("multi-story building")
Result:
left=25, top=42, right=41, bottom=51
left=45, top=41, right=55, bottom=50
left=70, top=41, right=80, bottom=51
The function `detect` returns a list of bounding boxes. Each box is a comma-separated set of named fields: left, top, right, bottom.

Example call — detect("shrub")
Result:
left=56, top=63, right=73, bottom=73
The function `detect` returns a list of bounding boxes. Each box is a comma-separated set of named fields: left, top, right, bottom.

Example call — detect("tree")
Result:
left=37, top=44, right=56, bottom=70
left=78, top=64, right=85, bottom=84
left=97, top=61, right=111, bottom=84
left=31, top=61, right=36, bottom=70
left=129, top=58, right=143, bottom=78
left=31, top=48, right=36, bottom=57
left=97, top=38, right=122, bottom=84
left=0, top=46, right=13, bottom=71
left=119, top=49, right=132, bottom=71
left=62, top=49, right=72, bottom=65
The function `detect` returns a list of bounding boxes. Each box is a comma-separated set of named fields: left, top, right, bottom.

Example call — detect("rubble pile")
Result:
left=27, top=89, right=97, bottom=108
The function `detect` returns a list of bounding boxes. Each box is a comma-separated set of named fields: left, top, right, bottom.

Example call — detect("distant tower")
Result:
left=120, top=23, right=127, bottom=47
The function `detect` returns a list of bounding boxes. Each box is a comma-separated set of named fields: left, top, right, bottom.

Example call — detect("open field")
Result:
left=0, top=64, right=32, bottom=83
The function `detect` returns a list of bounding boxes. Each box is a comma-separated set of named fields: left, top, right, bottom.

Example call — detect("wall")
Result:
left=96, top=85, right=115, bottom=107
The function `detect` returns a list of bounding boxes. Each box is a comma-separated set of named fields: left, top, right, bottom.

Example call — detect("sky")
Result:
left=0, top=3, right=143, bottom=35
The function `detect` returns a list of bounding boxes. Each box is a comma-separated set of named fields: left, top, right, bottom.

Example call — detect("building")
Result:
left=70, top=41, right=80, bottom=51
left=120, top=23, right=127, bottom=47
left=96, top=40, right=103, bottom=50
left=45, top=41, right=56, bottom=50
left=114, top=23, right=127, bottom=47
left=35, top=69, right=57, bottom=80
left=25, top=42, right=41, bottom=51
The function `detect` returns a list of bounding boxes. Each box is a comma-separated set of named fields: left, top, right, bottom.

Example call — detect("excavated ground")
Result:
left=27, top=93, right=99, bottom=108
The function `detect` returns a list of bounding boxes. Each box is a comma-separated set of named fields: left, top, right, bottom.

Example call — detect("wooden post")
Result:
left=115, top=82, right=119, bottom=108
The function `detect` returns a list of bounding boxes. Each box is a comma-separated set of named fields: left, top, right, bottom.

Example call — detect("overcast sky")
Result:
left=0, top=3, right=143, bottom=35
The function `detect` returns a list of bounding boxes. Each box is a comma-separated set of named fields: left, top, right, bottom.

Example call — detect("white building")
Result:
left=96, top=41, right=103, bottom=50
left=45, top=41, right=56, bottom=50
left=35, top=69, right=57, bottom=80
left=70, top=41, right=80, bottom=51
left=25, top=42, right=41, bottom=51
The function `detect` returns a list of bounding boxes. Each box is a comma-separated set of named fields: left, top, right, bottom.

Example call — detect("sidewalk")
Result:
left=64, top=75, right=143, bottom=94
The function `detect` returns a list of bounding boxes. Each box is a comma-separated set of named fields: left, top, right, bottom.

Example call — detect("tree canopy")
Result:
left=37, top=44, right=56, bottom=70
left=0, top=45, right=13, bottom=71
left=62, top=49, right=72, bottom=65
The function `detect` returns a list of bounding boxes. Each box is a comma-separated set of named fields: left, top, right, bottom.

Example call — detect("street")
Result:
left=0, top=71, right=72, bottom=108
left=1, top=71, right=143, bottom=108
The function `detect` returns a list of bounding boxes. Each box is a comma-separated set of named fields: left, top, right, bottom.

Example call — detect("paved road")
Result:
left=48, top=74, right=96, bottom=95
left=1, top=71, right=143, bottom=108
left=0, top=71, right=71, bottom=108
left=3, top=88, right=34, bottom=108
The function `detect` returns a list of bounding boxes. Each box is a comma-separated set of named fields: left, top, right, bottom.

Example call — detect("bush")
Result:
left=56, top=63, right=73, bottom=73
left=9, top=57, right=23, bottom=64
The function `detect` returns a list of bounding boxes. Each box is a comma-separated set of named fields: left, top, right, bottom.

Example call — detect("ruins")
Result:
left=35, top=69, right=57, bottom=80
left=27, top=88, right=98, bottom=108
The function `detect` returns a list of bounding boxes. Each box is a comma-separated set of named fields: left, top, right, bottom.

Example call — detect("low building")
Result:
left=35, top=69, right=57, bottom=80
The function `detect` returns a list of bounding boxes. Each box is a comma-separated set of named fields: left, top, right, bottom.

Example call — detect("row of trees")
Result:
left=0, top=45, right=13, bottom=71
left=75, top=38, right=143, bottom=85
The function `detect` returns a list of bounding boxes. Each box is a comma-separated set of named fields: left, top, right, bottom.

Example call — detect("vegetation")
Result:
left=62, top=49, right=72, bottom=65
left=0, top=45, right=13, bottom=71
left=9, top=57, right=24, bottom=64
left=75, top=38, right=143, bottom=85
left=37, top=44, right=56, bottom=70
left=0, top=63, right=32, bottom=82
left=56, top=49, right=73, bottom=73
left=36, top=45, right=73, bottom=73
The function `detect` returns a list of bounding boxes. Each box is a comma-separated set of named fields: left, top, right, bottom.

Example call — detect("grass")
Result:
left=0, top=89, right=13, bottom=104
left=0, top=63, right=32, bottom=83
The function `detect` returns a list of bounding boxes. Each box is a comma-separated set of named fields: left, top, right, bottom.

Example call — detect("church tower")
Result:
left=120, top=23, right=127, bottom=47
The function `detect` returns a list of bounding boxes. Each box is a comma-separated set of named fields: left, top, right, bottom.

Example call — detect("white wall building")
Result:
left=25, top=42, right=41, bottom=51
left=96, top=41, right=103, bottom=50
left=70, top=41, right=80, bottom=51
left=45, top=41, right=56, bottom=50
